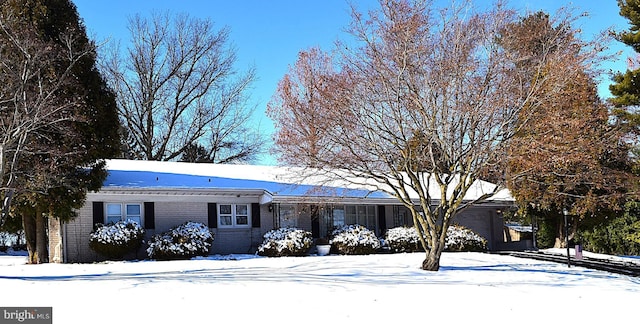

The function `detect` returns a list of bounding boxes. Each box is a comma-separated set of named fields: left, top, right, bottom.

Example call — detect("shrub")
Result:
left=89, top=220, right=145, bottom=259
left=535, top=215, right=559, bottom=249
left=331, top=224, right=381, bottom=255
left=257, top=228, right=313, bottom=257
left=577, top=201, right=640, bottom=255
left=383, top=225, right=487, bottom=253
left=385, top=226, right=423, bottom=253
left=147, top=222, right=214, bottom=260
left=445, top=224, right=487, bottom=252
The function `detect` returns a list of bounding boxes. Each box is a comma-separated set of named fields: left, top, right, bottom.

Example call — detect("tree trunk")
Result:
left=422, top=241, right=444, bottom=271
left=553, top=220, right=576, bottom=249
left=35, top=210, right=48, bottom=264
left=22, top=212, right=37, bottom=264
left=22, top=207, right=49, bottom=264
left=1, top=188, right=14, bottom=226
left=554, top=219, right=566, bottom=248
left=554, top=237, right=565, bottom=249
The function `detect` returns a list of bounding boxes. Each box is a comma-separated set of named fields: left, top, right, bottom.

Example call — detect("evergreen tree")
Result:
left=611, top=0, right=640, bottom=148
left=180, top=143, right=214, bottom=163
left=0, top=0, right=120, bottom=263
left=610, top=1, right=640, bottom=252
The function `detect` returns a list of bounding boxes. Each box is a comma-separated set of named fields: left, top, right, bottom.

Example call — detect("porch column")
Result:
left=48, top=217, right=63, bottom=263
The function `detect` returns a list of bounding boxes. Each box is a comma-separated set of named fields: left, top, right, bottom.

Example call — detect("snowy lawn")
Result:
left=0, top=251, right=638, bottom=324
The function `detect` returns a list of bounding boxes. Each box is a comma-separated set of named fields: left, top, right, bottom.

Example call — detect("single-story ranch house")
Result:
left=59, top=159, right=518, bottom=262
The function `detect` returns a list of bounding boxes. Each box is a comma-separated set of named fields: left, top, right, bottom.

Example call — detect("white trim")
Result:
left=104, top=202, right=144, bottom=226
left=259, top=193, right=273, bottom=204
left=88, top=188, right=268, bottom=203
left=218, top=203, right=251, bottom=228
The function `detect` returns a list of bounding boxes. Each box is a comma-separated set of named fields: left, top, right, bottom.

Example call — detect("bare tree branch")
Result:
left=268, top=0, right=604, bottom=271
left=0, top=7, right=94, bottom=223
left=101, top=11, right=263, bottom=162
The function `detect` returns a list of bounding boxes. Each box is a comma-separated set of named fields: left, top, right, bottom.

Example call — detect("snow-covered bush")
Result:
left=385, top=226, right=422, bottom=253
left=146, top=222, right=214, bottom=260
left=383, top=225, right=487, bottom=253
left=330, top=224, right=381, bottom=255
left=445, top=224, right=487, bottom=252
left=89, top=220, right=145, bottom=259
left=257, top=227, right=313, bottom=257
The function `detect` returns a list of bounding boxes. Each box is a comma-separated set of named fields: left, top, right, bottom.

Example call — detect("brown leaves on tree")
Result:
left=267, top=0, right=609, bottom=270
left=268, top=0, right=639, bottom=266
left=504, top=12, right=634, bottom=222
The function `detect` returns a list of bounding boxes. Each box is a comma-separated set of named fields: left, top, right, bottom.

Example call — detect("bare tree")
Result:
left=268, top=0, right=603, bottom=271
left=101, top=12, right=263, bottom=162
left=0, top=6, right=92, bottom=224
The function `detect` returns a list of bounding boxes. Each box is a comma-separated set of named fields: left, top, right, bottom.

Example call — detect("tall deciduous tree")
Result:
left=102, top=12, right=263, bottom=163
left=504, top=12, right=634, bottom=249
left=267, top=48, right=337, bottom=166
left=0, top=0, right=120, bottom=263
left=269, top=0, right=599, bottom=271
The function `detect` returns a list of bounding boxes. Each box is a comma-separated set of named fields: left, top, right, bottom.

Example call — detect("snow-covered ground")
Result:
left=0, top=250, right=638, bottom=323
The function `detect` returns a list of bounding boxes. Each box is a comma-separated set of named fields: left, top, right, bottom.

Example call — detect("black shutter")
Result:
left=92, top=202, right=104, bottom=226
left=208, top=203, right=217, bottom=228
left=251, top=203, right=261, bottom=228
left=144, top=202, right=155, bottom=229
left=378, top=205, right=387, bottom=235
left=311, top=206, right=320, bottom=238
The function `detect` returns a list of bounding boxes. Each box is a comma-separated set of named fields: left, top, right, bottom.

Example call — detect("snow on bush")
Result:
left=384, top=225, right=487, bottom=253
left=445, top=224, right=487, bottom=252
left=257, top=227, right=313, bottom=257
left=147, top=222, right=214, bottom=260
left=331, top=224, right=381, bottom=255
left=89, top=219, right=145, bottom=259
left=385, top=226, right=422, bottom=253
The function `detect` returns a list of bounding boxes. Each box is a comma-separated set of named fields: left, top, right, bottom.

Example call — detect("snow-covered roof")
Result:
left=102, top=160, right=392, bottom=202
left=101, top=159, right=514, bottom=204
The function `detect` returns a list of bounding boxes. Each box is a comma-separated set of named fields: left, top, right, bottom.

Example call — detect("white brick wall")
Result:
left=65, top=192, right=504, bottom=262
left=66, top=193, right=270, bottom=262
left=153, top=202, right=208, bottom=233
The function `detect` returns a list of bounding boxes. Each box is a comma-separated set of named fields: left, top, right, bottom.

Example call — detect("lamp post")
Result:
left=563, top=209, right=570, bottom=268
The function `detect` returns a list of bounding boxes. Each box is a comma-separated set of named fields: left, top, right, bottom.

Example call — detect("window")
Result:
left=219, top=204, right=250, bottom=228
left=278, top=204, right=297, bottom=228
left=332, top=205, right=377, bottom=232
left=332, top=207, right=345, bottom=229
left=106, top=203, right=142, bottom=225
left=393, top=206, right=410, bottom=227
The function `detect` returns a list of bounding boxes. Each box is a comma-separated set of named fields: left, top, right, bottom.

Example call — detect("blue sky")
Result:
left=73, top=0, right=633, bottom=165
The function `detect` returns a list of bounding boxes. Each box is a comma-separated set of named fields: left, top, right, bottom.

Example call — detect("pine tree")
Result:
left=610, top=0, right=640, bottom=141
left=0, top=0, right=120, bottom=263
left=611, top=0, right=640, bottom=255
